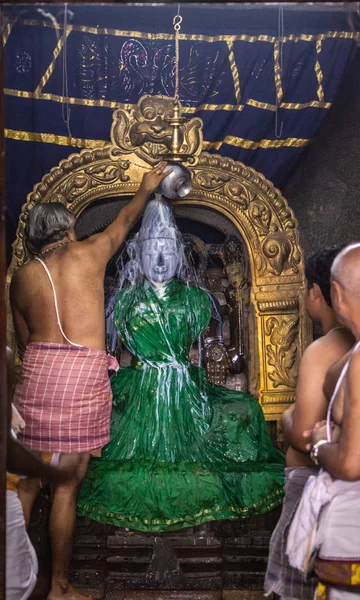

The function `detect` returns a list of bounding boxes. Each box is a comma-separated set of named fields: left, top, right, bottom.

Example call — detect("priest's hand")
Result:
left=88, top=161, right=173, bottom=262
left=141, top=162, right=171, bottom=194
left=303, top=420, right=341, bottom=451
left=11, top=404, right=25, bottom=434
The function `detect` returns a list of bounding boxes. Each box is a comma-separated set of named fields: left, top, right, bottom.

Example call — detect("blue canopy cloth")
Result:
left=3, top=4, right=358, bottom=247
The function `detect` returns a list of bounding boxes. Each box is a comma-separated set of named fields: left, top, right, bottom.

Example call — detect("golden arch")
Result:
left=6, top=98, right=310, bottom=422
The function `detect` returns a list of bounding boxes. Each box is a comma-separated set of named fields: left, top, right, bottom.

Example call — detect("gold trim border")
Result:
left=274, top=40, right=283, bottom=105
left=4, top=128, right=310, bottom=151
left=3, top=21, right=12, bottom=47
left=227, top=41, right=241, bottom=104
left=34, top=26, right=73, bottom=95
left=4, top=128, right=106, bottom=149
left=205, top=135, right=309, bottom=150
left=78, top=487, right=284, bottom=527
left=18, top=20, right=360, bottom=45
left=4, top=88, right=332, bottom=113
left=315, top=40, right=325, bottom=102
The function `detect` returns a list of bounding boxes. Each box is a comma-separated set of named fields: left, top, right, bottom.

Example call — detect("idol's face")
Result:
left=141, top=238, right=179, bottom=284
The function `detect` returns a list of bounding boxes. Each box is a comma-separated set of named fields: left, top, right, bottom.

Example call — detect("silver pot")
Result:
left=157, top=163, right=192, bottom=200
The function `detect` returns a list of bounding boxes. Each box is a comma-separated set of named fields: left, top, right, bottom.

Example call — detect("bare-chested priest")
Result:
left=287, top=242, right=360, bottom=599
left=10, top=162, right=170, bottom=600
left=265, top=246, right=354, bottom=600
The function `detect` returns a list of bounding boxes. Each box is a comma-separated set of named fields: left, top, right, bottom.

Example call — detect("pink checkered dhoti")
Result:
left=13, top=342, right=112, bottom=454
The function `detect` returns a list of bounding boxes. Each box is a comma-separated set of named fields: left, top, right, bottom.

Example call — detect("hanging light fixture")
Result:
left=160, top=9, right=194, bottom=163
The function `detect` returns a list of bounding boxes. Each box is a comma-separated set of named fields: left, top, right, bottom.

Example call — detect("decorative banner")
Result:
left=3, top=4, right=358, bottom=245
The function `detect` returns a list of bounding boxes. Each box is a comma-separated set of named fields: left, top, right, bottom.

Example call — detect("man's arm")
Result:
left=315, top=351, right=360, bottom=480
left=6, top=347, right=14, bottom=425
left=10, top=273, right=30, bottom=355
left=83, top=162, right=170, bottom=264
left=281, top=340, right=331, bottom=453
left=7, top=436, right=74, bottom=483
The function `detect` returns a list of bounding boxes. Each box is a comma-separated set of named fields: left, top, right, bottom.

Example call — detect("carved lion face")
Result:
left=129, top=97, right=178, bottom=149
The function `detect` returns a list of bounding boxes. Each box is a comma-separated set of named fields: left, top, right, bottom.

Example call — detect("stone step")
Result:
left=49, top=590, right=266, bottom=600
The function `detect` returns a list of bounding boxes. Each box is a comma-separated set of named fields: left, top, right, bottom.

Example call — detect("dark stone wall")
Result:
left=284, top=47, right=360, bottom=258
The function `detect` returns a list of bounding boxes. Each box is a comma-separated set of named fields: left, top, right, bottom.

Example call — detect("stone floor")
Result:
left=56, top=591, right=266, bottom=600
left=31, top=586, right=268, bottom=599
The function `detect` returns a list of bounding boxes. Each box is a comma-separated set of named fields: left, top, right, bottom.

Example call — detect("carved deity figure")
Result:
left=78, top=199, right=285, bottom=532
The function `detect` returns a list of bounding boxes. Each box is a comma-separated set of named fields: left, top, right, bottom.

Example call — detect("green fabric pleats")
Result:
left=78, top=280, right=285, bottom=532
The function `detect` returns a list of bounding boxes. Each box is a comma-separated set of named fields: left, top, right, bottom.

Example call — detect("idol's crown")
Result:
left=137, top=198, right=179, bottom=243
left=138, top=226, right=178, bottom=243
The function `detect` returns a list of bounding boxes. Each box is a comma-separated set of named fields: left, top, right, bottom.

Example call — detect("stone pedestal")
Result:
left=29, top=492, right=280, bottom=597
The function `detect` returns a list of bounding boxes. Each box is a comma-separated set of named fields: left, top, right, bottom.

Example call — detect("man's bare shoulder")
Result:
left=69, top=240, right=104, bottom=263
left=68, top=239, right=111, bottom=274
left=10, top=261, right=35, bottom=287
left=327, top=326, right=355, bottom=346
left=300, top=338, right=328, bottom=367
left=302, top=327, right=353, bottom=364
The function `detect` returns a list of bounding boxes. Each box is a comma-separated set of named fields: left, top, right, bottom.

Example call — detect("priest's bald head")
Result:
left=331, top=243, right=360, bottom=336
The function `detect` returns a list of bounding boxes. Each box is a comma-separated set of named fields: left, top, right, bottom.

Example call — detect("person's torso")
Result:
left=286, top=327, right=354, bottom=468
left=15, top=245, right=106, bottom=350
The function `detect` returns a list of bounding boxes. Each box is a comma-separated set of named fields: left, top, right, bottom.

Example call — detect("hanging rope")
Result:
left=275, top=5, right=284, bottom=139
left=173, top=4, right=182, bottom=101
left=62, top=2, right=72, bottom=137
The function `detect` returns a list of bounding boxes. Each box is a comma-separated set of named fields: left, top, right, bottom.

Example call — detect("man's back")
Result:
left=11, top=242, right=107, bottom=351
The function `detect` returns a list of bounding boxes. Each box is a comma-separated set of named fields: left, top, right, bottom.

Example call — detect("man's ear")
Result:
left=331, top=280, right=341, bottom=307
left=67, top=229, right=77, bottom=242
left=311, top=282, right=322, bottom=299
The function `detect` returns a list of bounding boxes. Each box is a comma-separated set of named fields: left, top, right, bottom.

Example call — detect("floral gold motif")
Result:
left=265, top=316, right=299, bottom=388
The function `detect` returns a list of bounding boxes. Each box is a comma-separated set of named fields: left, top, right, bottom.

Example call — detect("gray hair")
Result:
left=25, top=203, right=75, bottom=252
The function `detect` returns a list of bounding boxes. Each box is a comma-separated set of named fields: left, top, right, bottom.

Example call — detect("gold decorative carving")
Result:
left=223, top=236, right=249, bottom=299
left=6, top=94, right=309, bottom=421
left=258, top=300, right=299, bottom=313
left=110, top=95, right=203, bottom=166
left=262, top=393, right=296, bottom=405
left=56, top=160, right=131, bottom=203
left=262, top=231, right=292, bottom=276
left=189, top=155, right=302, bottom=281
left=265, top=316, right=299, bottom=388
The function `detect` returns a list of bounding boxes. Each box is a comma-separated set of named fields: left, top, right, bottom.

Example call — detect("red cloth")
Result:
left=14, top=342, right=112, bottom=453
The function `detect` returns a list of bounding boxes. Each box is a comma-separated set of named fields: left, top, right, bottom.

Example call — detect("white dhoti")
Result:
left=288, top=342, right=360, bottom=599
left=315, top=584, right=360, bottom=599
left=286, top=471, right=360, bottom=599
left=327, top=590, right=359, bottom=599
left=6, top=490, right=38, bottom=600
